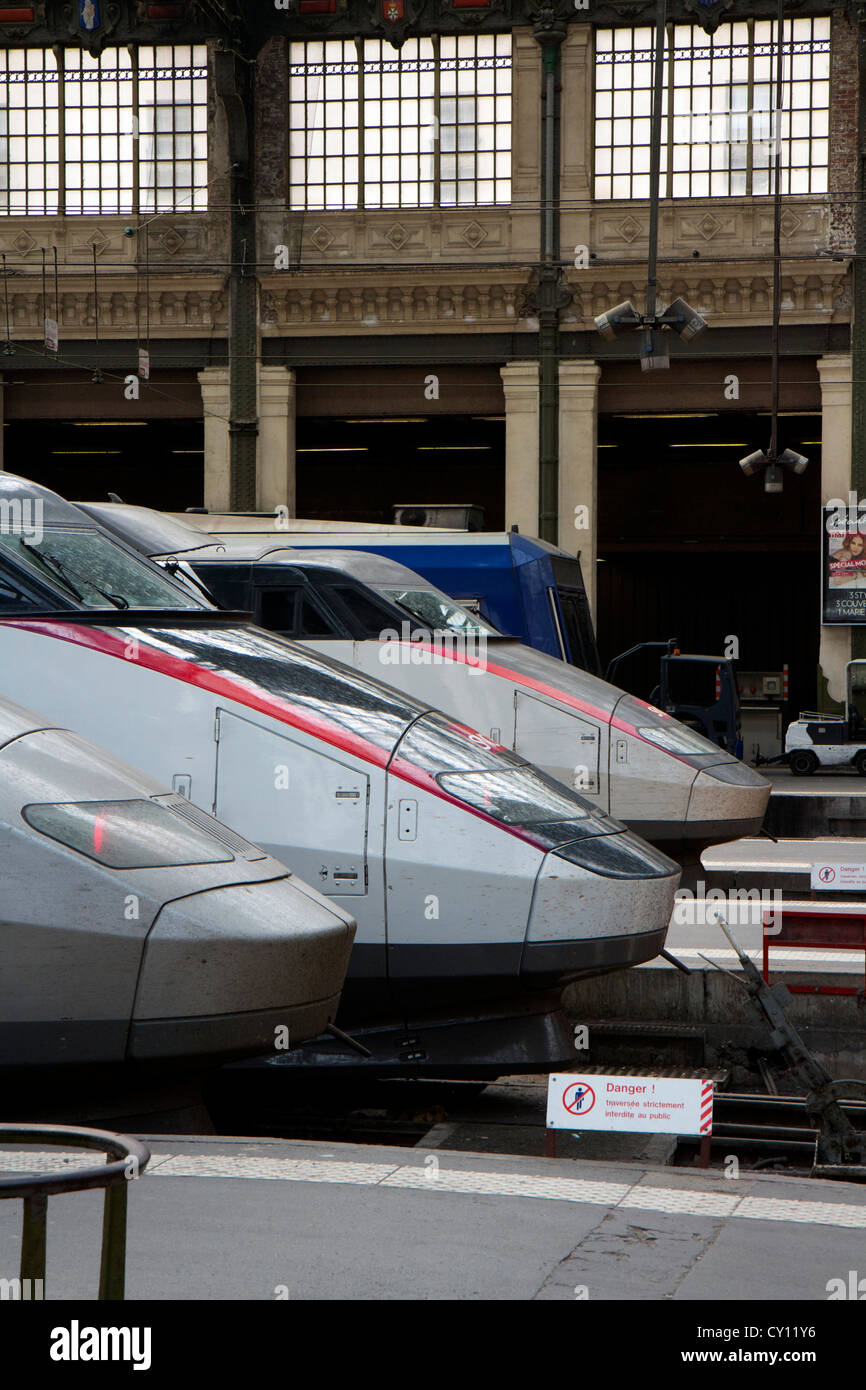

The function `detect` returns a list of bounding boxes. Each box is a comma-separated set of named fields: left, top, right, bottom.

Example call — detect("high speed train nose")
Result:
left=131, top=877, right=356, bottom=1061
left=522, top=831, right=680, bottom=988
left=686, top=762, right=770, bottom=844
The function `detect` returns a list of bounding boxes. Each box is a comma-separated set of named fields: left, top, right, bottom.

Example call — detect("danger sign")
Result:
left=811, top=863, right=866, bottom=891
left=547, top=1073, right=713, bottom=1136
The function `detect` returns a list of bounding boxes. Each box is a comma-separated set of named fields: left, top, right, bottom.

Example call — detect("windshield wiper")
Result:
left=44, top=549, right=129, bottom=609
left=21, top=540, right=128, bottom=609
left=20, top=540, right=84, bottom=601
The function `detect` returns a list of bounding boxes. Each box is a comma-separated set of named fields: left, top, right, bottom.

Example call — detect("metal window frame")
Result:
left=287, top=32, right=512, bottom=213
left=0, top=42, right=207, bottom=217
left=593, top=16, right=830, bottom=203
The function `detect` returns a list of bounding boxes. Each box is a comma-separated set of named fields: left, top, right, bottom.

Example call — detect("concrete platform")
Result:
left=702, top=833, right=866, bottom=898
left=1, top=1136, right=865, bottom=1300
left=761, top=765, right=866, bottom=837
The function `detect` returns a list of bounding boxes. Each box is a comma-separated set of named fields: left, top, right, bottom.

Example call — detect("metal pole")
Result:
left=534, top=19, right=566, bottom=545
left=645, top=0, right=667, bottom=331
left=215, top=50, right=259, bottom=512
left=769, top=0, right=785, bottom=461
left=98, top=1182, right=129, bottom=1301
left=92, top=243, right=99, bottom=356
left=2, top=253, right=12, bottom=355
left=852, top=18, right=866, bottom=662
left=20, top=1194, right=47, bottom=1290
left=542, top=48, right=555, bottom=262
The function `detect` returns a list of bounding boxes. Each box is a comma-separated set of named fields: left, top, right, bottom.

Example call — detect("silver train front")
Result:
left=0, top=698, right=355, bottom=1067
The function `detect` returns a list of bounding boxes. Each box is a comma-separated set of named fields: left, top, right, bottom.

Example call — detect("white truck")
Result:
left=785, top=660, right=866, bottom=775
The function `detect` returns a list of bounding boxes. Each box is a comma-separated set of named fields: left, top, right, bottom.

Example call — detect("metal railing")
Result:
left=0, top=1123, right=151, bottom=1301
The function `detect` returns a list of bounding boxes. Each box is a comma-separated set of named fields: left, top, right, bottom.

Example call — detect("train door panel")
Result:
left=213, top=708, right=370, bottom=900
left=513, top=691, right=607, bottom=811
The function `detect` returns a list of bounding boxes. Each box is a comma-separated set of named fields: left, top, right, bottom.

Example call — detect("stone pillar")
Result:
left=559, top=24, right=593, bottom=274
left=501, top=361, right=539, bottom=536
left=558, top=359, right=600, bottom=621
left=257, top=365, right=296, bottom=513
left=817, top=352, right=853, bottom=704
left=510, top=29, right=542, bottom=260
left=198, top=366, right=231, bottom=512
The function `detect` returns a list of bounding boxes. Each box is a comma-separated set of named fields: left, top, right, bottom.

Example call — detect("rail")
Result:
left=0, top=1123, right=151, bottom=1301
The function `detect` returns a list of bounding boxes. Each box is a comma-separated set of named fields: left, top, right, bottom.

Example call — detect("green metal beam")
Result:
left=851, top=12, right=866, bottom=659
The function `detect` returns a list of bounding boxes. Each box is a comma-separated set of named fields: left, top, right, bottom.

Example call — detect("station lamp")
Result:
left=739, top=446, right=808, bottom=493
left=593, top=296, right=707, bottom=371
left=590, top=0, right=709, bottom=371
left=594, top=300, right=641, bottom=341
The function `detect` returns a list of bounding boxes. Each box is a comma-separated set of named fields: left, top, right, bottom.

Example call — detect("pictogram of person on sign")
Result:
left=563, top=1082, right=595, bottom=1115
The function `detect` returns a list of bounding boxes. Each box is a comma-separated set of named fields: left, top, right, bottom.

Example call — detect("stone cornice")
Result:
left=0, top=260, right=844, bottom=339
left=0, top=274, right=226, bottom=338
left=258, top=260, right=852, bottom=335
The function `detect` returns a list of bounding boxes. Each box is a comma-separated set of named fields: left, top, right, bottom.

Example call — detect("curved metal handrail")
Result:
left=0, top=1123, right=151, bottom=1300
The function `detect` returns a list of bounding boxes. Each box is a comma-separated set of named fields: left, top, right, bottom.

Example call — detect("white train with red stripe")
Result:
left=0, top=696, right=355, bottom=1069
left=0, top=475, right=682, bottom=1070
left=78, top=504, right=770, bottom=853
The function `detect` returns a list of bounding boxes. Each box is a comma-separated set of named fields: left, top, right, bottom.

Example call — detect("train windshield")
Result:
left=382, top=587, right=499, bottom=638
left=0, top=526, right=207, bottom=611
left=23, top=798, right=234, bottom=868
left=395, top=713, right=617, bottom=840
left=615, top=694, right=729, bottom=760
left=439, top=767, right=601, bottom=825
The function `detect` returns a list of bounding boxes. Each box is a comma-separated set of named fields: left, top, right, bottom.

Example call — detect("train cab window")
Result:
left=0, top=527, right=204, bottom=611
left=557, top=590, right=591, bottom=667
left=257, top=586, right=341, bottom=639
left=666, top=660, right=718, bottom=710
left=321, top=583, right=405, bottom=637
left=190, top=563, right=251, bottom=613
left=0, top=575, right=41, bottom=613
left=299, top=595, right=341, bottom=639
left=257, top=585, right=301, bottom=634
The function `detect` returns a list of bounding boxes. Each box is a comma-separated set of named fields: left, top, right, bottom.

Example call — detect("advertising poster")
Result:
left=823, top=503, right=866, bottom=624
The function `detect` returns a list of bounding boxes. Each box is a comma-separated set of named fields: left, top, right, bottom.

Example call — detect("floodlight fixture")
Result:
left=739, top=450, right=766, bottom=477
left=594, top=300, right=641, bottom=341
left=738, top=446, right=809, bottom=492
left=779, top=447, right=809, bottom=475
left=660, top=297, right=708, bottom=343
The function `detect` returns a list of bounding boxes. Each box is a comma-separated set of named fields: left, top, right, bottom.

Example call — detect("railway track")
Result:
left=676, top=1091, right=866, bottom=1168
left=208, top=1077, right=866, bottom=1173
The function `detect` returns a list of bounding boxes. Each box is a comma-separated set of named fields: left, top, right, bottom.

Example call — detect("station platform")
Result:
left=761, top=765, right=866, bottom=838
left=1, top=1136, right=865, bottom=1301
left=697, top=836, right=866, bottom=909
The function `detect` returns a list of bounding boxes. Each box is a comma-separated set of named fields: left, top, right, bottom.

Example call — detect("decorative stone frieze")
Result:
left=256, top=261, right=851, bottom=336
left=0, top=278, right=226, bottom=337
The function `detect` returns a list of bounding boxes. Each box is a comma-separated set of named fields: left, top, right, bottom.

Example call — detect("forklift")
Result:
left=606, top=639, right=742, bottom=757
left=785, top=660, right=866, bottom=775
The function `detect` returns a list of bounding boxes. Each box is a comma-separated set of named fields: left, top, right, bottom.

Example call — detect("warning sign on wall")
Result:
left=546, top=1073, right=713, bottom=1136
